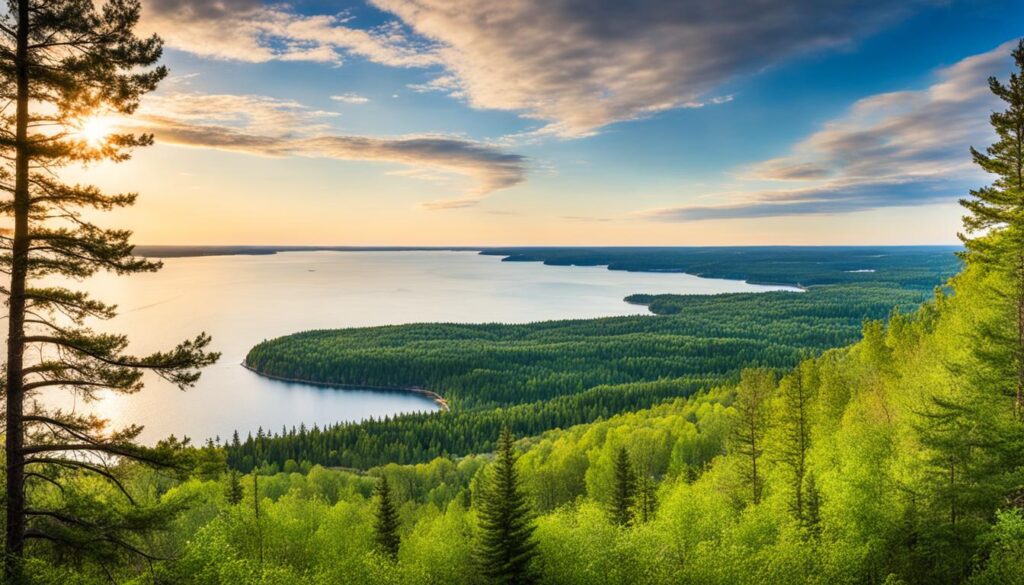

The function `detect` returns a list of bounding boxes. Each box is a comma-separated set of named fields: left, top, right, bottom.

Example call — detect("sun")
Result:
left=77, top=116, right=114, bottom=146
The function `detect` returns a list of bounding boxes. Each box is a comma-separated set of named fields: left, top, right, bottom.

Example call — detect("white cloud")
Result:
left=141, top=0, right=437, bottom=66
left=331, top=93, right=371, bottom=104
left=127, top=92, right=526, bottom=207
left=371, top=0, right=922, bottom=136
left=143, top=0, right=928, bottom=138
left=638, top=41, right=1016, bottom=221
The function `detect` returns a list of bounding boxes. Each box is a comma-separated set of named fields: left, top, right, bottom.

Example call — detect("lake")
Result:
left=37, top=251, right=797, bottom=443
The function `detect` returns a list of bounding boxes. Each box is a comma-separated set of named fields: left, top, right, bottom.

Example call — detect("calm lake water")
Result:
left=37, top=251, right=796, bottom=443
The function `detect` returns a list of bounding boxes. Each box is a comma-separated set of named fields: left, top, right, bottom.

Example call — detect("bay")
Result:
left=37, top=251, right=797, bottom=443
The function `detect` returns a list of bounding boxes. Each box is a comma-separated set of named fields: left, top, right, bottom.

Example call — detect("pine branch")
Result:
left=23, top=458, right=136, bottom=505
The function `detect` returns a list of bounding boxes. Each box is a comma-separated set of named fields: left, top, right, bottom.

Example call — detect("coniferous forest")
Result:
left=2, top=1, right=1024, bottom=584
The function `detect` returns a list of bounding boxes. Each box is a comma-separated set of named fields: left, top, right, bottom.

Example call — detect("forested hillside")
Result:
left=30, top=256, right=1024, bottom=584
left=237, top=256, right=956, bottom=470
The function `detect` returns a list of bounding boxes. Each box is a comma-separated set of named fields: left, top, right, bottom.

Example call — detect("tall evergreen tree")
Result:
left=959, top=39, right=1024, bottom=418
left=609, top=446, right=637, bottom=526
left=731, top=368, right=776, bottom=505
left=225, top=470, right=244, bottom=506
left=907, top=40, right=1024, bottom=577
left=0, top=1, right=218, bottom=578
left=373, top=475, right=401, bottom=560
left=774, top=366, right=815, bottom=522
left=476, top=426, right=537, bottom=585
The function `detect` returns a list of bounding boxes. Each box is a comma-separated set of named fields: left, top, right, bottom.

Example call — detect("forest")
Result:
left=480, top=246, right=960, bottom=287
left=28, top=255, right=1024, bottom=584
left=237, top=260, right=957, bottom=470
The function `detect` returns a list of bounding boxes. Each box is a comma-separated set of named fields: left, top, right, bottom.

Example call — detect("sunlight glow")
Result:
left=77, top=116, right=114, bottom=147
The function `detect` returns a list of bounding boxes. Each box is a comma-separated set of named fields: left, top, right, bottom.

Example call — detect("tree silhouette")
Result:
left=0, top=0, right=217, bottom=579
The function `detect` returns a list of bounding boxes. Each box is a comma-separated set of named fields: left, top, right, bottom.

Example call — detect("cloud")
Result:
left=370, top=0, right=921, bottom=136
left=141, top=0, right=437, bottom=66
left=641, top=180, right=964, bottom=221
left=331, top=93, right=371, bottom=104
left=142, top=1, right=926, bottom=137
left=640, top=41, right=1016, bottom=221
left=128, top=93, right=526, bottom=207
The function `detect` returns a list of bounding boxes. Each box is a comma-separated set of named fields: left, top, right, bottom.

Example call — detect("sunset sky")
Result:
left=76, top=0, right=1024, bottom=245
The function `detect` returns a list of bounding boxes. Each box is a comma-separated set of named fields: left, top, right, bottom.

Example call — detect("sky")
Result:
left=74, top=0, right=1024, bottom=246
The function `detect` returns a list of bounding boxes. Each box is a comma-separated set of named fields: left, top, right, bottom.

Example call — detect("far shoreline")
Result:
left=240, top=361, right=450, bottom=412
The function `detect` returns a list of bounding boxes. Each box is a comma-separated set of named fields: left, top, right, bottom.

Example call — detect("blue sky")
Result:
left=86, top=0, right=1024, bottom=245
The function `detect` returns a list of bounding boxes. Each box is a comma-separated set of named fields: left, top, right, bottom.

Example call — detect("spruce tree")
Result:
left=0, top=0, right=218, bottom=578
left=476, top=426, right=537, bottom=585
left=959, top=39, right=1024, bottom=418
left=609, top=446, right=636, bottom=526
left=373, top=475, right=401, bottom=560
left=225, top=470, right=244, bottom=506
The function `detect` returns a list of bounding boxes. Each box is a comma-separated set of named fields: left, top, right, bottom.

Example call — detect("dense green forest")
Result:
left=237, top=257, right=957, bottom=470
left=26, top=257, right=1024, bottom=583
left=481, top=246, right=960, bottom=287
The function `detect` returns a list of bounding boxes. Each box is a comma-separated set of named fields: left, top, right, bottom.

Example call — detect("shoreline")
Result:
left=240, top=362, right=450, bottom=412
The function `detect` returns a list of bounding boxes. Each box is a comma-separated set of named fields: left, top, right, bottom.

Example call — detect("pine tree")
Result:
left=731, top=368, right=776, bottom=505
left=476, top=426, right=537, bottom=585
left=609, top=446, right=636, bottom=526
left=0, top=1, right=218, bottom=578
left=225, top=470, right=244, bottom=506
left=373, top=476, right=401, bottom=560
left=959, top=39, right=1024, bottom=418
left=774, top=366, right=815, bottom=522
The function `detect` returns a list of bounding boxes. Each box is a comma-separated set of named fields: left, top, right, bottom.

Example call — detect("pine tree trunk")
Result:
left=5, top=0, right=31, bottom=579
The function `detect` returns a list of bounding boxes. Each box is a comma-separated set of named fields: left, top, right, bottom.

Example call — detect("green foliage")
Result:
left=970, top=509, right=1024, bottom=585
left=237, top=249, right=956, bottom=471
left=475, top=428, right=537, bottom=585
left=730, top=368, right=776, bottom=505
left=373, top=476, right=401, bottom=560
left=18, top=42, right=1024, bottom=585
left=771, top=362, right=816, bottom=523
left=225, top=470, right=244, bottom=506
left=958, top=39, right=1024, bottom=417
left=609, top=447, right=636, bottom=526
left=0, top=0, right=217, bottom=576
left=483, top=246, right=960, bottom=288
